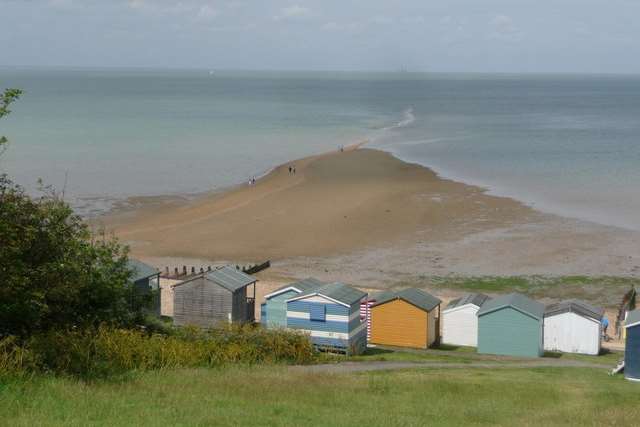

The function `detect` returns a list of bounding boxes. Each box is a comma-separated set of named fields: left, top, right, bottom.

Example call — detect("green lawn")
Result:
left=1, top=365, right=638, bottom=426
left=341, top=345, right=622, bottom=366
left=394, top=275, right=640, bottom=308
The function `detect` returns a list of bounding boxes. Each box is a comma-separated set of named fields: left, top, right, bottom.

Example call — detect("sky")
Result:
left=1, top=0, right=639, bottom=73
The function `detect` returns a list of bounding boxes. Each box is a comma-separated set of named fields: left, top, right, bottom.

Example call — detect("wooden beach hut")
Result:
left=477, top=293, right=544, bottom=358
left=441, top=293, right=490, bottom=347
left=261, top=278, right=325, bottom=328
left=172, top=266, right=257, bottom=328
left=286, top=282, right=367, bottom=355
left=369, top=288, right=442, bottom=349
left=544, top=299, right=604, bottom=355
left=126, top=259, right=161, bottom=314
left=624, top=310, right=640, bottom=381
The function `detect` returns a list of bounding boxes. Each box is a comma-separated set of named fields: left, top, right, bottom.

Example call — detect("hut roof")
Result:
left=445, top=293, right=490, bottom=311
left=477, top=293, right=544, bottom=320
left=204, top=266, right=257, bottom=292
left=372, top=288, right=441, bottom=312
left=625, top=310, right=640, bottom=329
left=291, top=282, right=366, bottom=307
left=544, top=299, right=604, bottom=321
left=265, top=278, right=325, bottom=299
left=126, top=259, right=159, bottom=282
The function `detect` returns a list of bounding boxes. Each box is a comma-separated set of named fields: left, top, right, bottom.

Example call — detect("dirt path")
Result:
left=291, top=359, right=610, bottom=374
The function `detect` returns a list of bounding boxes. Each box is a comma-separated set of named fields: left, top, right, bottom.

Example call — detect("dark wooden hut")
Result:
left=172, top=266, right=257, bottom=328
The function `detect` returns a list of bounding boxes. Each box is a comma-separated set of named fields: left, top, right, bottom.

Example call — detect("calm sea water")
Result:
left=1, top=69, right=639, bottom=230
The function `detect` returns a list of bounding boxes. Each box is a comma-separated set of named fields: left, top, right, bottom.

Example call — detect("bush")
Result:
left=0, top=325, right=316, bottom=380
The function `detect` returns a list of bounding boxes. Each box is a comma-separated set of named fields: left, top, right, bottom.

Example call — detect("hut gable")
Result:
left=369, top=288, right=441, bottom=349
left=172, top=266, right=257, bottom=328
left=262, top=278, right=326, bottom=329
left=543, top=299, right=603, bottom=356
left=442, top=293, right=491, bottom=347
left=446, top=293, right=490, bottom=311
left=477, top=293, right=544, bottom=357
left=372, top=288, right=441, bottom=313
left=478, top=293, right=544, bottom=320
left=544, top=300, right=604, bottom=322
left=205, top=266, right=257, bottom=292
left=285, top=283, right=367, bottom=355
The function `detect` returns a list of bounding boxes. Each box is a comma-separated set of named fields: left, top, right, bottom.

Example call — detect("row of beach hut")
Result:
left=127, top=260, right=638, bottom=380
left=125, top=261, right=606, bottom=358
left=262, top=279, right=606, bottom=358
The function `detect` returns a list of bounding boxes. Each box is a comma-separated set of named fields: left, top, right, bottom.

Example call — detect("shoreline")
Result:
left=95, top=137, right=640, bottom=234
left=97, top=145, right=640, bottom=284
left=379, top=146, right=640, bottom=233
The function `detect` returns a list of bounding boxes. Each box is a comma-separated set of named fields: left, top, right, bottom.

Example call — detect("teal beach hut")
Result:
left=261, top=278, right=325, bottom=328
left=477, top=293, right=544, bottom=357
left=286, top=282, right=367, bottom=355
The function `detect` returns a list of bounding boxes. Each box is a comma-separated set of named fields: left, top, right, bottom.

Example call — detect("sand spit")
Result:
left=98, top=147, right=640, bottom=286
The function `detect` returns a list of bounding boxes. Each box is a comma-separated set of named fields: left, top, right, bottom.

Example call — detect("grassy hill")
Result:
left=2, top=360, right=638, bottom=426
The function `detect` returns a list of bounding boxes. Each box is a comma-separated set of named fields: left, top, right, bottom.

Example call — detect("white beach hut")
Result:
left=441, top=293, right=490, bottom=347
left=543, top=300, right=603, bottom=355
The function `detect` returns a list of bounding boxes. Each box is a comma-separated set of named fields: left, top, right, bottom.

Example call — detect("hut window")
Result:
left=310, top=304, right=326, bottom=322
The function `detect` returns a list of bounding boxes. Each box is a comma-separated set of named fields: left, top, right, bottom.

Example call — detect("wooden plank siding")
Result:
left=370, top=299, right=431, bottom=349
left=173, top=276, right=246, bottom=328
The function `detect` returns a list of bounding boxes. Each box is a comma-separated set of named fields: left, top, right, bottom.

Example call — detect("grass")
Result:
left=342, top=347, right=474, bottom=364
left=397, top=275, right=640, bottom=308
left=338, top=344, right=623, bottom=366
left=1, top=365, right=638, bottom=426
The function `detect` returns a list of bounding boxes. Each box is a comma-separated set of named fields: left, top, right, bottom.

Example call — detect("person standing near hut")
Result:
left=602, top=315, right=610, bottom=341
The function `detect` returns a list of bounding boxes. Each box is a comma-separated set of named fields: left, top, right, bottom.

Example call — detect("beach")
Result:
left=99, top=146, right=640, bottom=291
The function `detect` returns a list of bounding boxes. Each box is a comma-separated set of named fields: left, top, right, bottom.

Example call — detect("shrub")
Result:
left=0, top=325, right=316, bottom=380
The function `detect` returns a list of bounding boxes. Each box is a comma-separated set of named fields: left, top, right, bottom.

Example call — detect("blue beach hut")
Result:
left=286, top=282, right=367, bottom=355
left=624, top=310, right=640, bottom=381
left=261, top=278, right=325, bottom=328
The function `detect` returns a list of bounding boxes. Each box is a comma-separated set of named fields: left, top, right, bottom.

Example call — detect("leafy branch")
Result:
left=0, top=88, right=23, bottom=152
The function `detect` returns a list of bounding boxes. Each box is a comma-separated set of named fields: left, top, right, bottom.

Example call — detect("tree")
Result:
left=0, top=89, right=144, bottom=337
left=0, top=176, right=144, bottom=337
left=0, top=88, right=23, bottom=154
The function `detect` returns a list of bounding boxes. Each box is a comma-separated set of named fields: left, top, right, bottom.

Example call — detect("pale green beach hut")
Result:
left=477, top=293, right=544, bottom=357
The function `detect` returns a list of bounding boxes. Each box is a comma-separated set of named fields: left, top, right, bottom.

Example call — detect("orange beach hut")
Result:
left=369, top=288, right=441, bottom=349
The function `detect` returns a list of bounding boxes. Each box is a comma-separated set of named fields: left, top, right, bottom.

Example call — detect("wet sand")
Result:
left=98, top=146, right=640, bottom=288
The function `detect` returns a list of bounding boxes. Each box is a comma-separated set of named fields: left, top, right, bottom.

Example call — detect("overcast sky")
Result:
left=1, top=0, right=639, bottom=73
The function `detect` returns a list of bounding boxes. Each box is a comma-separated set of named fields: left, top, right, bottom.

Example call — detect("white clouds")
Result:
left=128, top=0, right=146, bottom=10
left=197, top=4, right=219, bottom=21
left=321, top=21, right=363, bottom=33
left=274, top=4, right=311, bottom=21
left=48, top=0, right=76, bottom=9
left=489, top=14, right=522, bottom=41
left=126, top=0, right=220, bottom=23
left=491, top=15, right=515, bottom=34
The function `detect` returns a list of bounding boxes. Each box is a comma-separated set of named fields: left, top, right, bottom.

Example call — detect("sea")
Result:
left=1, top=68, right=639, bottom=230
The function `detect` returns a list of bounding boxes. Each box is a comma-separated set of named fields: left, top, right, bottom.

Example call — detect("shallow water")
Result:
left=1, top=69, right=639, bottom=229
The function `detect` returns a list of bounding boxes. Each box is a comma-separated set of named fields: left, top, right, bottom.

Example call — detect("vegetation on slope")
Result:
left=1, top=365, right=638, bottom=426
left=0, top=324, right=315, bottom=380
